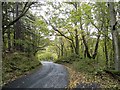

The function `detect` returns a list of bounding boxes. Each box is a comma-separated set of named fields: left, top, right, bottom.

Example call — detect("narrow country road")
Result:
left=2, top=61, right=69, bottom=88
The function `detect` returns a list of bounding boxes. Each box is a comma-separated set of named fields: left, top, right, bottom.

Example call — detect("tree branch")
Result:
left=41, top=16, right=73, bottom=42
left=85, top=13, right=112, bottom=41
left=3, top=2, right=34, bottom=30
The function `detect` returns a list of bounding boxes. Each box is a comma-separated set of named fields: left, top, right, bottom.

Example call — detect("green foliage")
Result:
left=72, top=59, right=98, bottom=73
left=106, top=70, right=120, bottom=76
left=56, top=54, right=107, bottom=74
left=66, top=57, right=120, bottom=88
left=2, top=52, right=41, bottom=85
left=56, top=53, right=81, bottom=63
left=37, top=52, right=57, bottom=61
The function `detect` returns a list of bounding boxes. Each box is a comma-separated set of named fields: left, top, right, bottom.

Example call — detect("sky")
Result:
left=30, top=2, right=73, bottom=40
left=30, top=2, right=113, bottom=40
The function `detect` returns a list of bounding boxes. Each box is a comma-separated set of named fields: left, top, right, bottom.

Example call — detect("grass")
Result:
left=2, top=52, right=41, bottom=85
left=71, top=60, right=120, bottom=88
left=56, top=54, right=120, bottom=89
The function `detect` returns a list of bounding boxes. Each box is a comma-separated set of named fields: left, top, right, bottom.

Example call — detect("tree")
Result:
left=2, top=2, right=34, bottom=52
left=3, top=2, right=34, bottom=30
left=79, top=3, right=101, bottom=59
left=0, top=1, right=2, bottom=86
left=40, top=2, right=80, bottom=55
left=108, top=2, right=120, bottom=71
left=2, top=2, right=50, bottom=56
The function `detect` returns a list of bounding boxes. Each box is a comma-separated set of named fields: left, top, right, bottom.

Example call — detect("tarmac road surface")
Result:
left=2, top=61, right=69, bottom=88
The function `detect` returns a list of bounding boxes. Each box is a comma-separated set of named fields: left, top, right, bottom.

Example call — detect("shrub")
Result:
left=56, top=53, right=81, bottom=63
left=2, top=52, right=41, bottom=85
left=37, top=52, right=57, bottom=61
left=72, top=58, right=107, bottom=75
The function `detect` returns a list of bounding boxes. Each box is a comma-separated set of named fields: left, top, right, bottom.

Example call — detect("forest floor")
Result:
left=2, top=52, right=41, bottom=86
left=65, top=63, right=120, bottom=89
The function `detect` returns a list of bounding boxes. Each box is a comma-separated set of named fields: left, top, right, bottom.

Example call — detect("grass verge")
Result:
left=56, top=54, right=120, bottom=89
left=2, top=52, right=41, bottom=85
left=65, top=61, right=120, bottom=89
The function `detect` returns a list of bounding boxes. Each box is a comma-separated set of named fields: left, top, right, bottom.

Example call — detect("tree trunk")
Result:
left=105, top=35, right=109, bottom=68
left=2, top=2, right=7, bottom=51
left=56, top=44, right=61, bottom=58
left=64, top=47, right=67, bottom=56
left=82, top=35, right=91, bottom=59
left=13, top=4, right=16, bottom=50
left=58, top=48, right=60, bottom=58
left=74, top=3, right=79, bottom=55
left=112, top=30, right=120, bottom=71
left=80, top=24, right=91, bottom=58
left=84, top=49, right=87, bottom=58
left=0, top=2, right=3, bottom=86
left=14, top=2, right=21, bottom=51
left=92, top=34, right=100, bottom=59
left=75, top=29, right=79, bottom=55
left=108, top=2, right=120, bottom=71
left=8, top=28, right=11, bottom=51
left=60, top=37, right=64, bottom=56
left=80, top=17, right=91, bottom=59
left=104, top=29, right=109, bottom=69
left=70, top=42, right=74, bottom=53
left=7, top=5, right=12, bottom=51
left=61, top=44, right=64, bottom=56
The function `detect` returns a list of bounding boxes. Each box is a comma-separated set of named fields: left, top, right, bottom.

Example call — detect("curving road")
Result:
left=2, top=61, right=69, bottom=88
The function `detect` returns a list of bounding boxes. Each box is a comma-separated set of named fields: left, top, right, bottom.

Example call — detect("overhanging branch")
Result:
left=3, top=2, right=34, bottom=30
left=41, top=15, right=73, bottom=42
